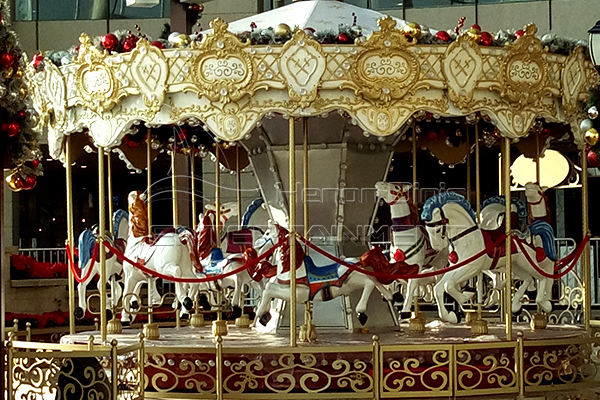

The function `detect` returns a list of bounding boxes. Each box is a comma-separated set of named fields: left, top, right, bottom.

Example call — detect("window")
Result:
left=15, top=0, right=170, bottom=21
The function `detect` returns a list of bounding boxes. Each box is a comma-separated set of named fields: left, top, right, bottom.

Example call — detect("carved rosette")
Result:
left=194, top=18, right=255, bottom=104
left=443, top=33, right=483, bottom=110
left=74, top=34, right=119, bottom=112
left=130, top=38, right=169, bottom=113
left=499, top=24, right=549, bottom=106
left=279, top=29, right=326, bottom=108
left=349, top=17, right=420, bottom=105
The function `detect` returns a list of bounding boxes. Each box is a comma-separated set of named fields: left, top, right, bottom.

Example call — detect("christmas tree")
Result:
left=0, top=0, right=42, bottom=191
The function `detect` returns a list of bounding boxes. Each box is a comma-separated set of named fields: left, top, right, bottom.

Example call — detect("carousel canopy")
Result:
left=204, top=0, right=411, bottom=36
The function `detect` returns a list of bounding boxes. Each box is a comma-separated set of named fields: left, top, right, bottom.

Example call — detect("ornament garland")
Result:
left=583, top=86, right=600, bottom=167
left=0, top=0, right=42, bottom=192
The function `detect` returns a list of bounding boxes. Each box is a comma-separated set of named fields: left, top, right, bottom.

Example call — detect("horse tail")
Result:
left=112, top=209, right=129, bottom=238
left=179, top=229, right=203, bottom=273
left=530, top=220, right=558, bottom=261
left=78, top=229, right=96, bottom=271
left=242, top=198, right=264, bottom=229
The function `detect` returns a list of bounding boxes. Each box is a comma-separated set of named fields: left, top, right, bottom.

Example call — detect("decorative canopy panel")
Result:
left=29, top=17, right=597, bottom=162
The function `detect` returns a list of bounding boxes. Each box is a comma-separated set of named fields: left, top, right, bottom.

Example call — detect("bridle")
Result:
left=388, top=185, right=405, bottom=206
left=425, top=207, right=478, bottom=244
left=528, top=191, right=545, bottom=206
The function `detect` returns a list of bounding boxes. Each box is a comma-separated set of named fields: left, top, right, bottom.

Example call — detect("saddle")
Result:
left=481, top=226, right=516, bottom=270
left=141, top=228, right=176, bottom=246
left=226, top=229, right=254, bottom=254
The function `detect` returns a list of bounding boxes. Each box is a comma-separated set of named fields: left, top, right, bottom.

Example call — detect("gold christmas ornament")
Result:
left=274, top=23, right=291, bottom=37
left=585, top=128, right=599, bottom=146
left=19, top=85, right=28, bottom=97
left=14, top=68, right=24, bottom=79
left=467, top=27, right=482, bottom=42
left=4, top=67, right=13, bottom=79
left=403, top=22, right=421, bottom=39
left=5, top=173, right=22, bottom=192
left=173, top=34, right=191, bottom=48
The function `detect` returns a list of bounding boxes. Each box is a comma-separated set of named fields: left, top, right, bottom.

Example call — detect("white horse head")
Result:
left=254, top=221, right=278, bottom=256
left=376, top=182, right=412, bottom=206
left=524, top=182, right=547, bottom=203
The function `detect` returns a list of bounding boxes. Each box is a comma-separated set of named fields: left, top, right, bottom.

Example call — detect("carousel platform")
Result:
left=57, top=322, right=598, bottom=399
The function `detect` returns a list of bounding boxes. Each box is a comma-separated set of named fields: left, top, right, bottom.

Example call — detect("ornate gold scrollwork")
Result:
left=193, top=18, right=256, bottom=104
left=499, top=24, right=550, bottom=106
left=75, top=34, right=119, bottom=112
left=130, top=38, right=169, bottom=113
left=347, top=16, right=420, bottom=105
left=381, top=349, right=451, bottom=395
left=455, top=348, right=517, bottom=394
left=279, top=29, right=326, bottom=108
left=443, top=33, right=483, bottom=110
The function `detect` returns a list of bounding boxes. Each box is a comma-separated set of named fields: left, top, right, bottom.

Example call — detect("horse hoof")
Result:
left=74, top=307, right=85, bottom=320
left=358, top=313, right=368, bottom=326
left=180, top=313, right=190, bottom=321
left=512, top=307, right=523, bottom=317
left=183, top=297, right=193, bottom=311
left=447, top=311, right=458, bottom=324
left=106, top=309, right=113, bottom=321
left=121, top=320, right=130, bottom=327
left=199, top=294, right=211, bottom=311
left=393, top=292, right=404, bottom=304
left=131, top=300, right=139, bottom=311
left=259, top=312, right=272, bottom=326
left=400, top=312, right=412, bottom=320
left=232, top=306, right=242, bottom=319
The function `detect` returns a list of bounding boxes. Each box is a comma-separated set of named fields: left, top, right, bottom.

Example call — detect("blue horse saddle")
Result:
left=204, top=248, right=225, bottom=275
left=304, top=256, right=341, bottom=283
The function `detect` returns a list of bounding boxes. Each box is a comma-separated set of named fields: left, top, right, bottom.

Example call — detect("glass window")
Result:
left=14, top=0, right=169, bottom=21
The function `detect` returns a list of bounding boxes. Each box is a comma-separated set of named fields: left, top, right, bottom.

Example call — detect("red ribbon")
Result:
left=102, top=235, right=288, bottom=283
left=66, top=242, right=99, bottom=284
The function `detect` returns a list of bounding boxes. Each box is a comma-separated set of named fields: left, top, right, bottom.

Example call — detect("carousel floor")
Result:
left=61, top=321, right=588, bottom=348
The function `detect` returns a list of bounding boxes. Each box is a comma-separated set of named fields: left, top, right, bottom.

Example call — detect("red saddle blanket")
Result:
left=481, top=228, right=516, bottom=261
left=226, top=229, right=254, bottom=254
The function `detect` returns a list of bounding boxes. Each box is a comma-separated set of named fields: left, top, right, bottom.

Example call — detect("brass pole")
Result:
left=216, top=335, right=224, bottom=400
left=289, top=117, right=297, bottom=347
left=191, top=154, right=197, bottom=229
left=502, top=138, right=512, bottom=340
left=107, top=151, right=113, bottom=234
left=411, top=121, right=417, bottom=205
left=303, top=118, right=309, bottom=244
left=535, top=131, right=541, bottom=184
left=146, top=129, right=152, bottom=235
left=475, top=125, right=481, bottom=223
left=65, top=136, right=75, bottom=335
left=98, top=146, right=107, bottom=342
left=215, top=143, right=221, bottom=246
left=582, top=147, right=591, bottom=332
left=372, top=335, right=380, bottom=400
left=236, top=144, right=242, bottom=228
left=171, top=149, right=178, bottom=228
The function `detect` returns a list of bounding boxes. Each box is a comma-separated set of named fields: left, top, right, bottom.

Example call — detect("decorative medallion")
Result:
left=499, top=24, right=549, bottom=106
left=348, top=17, right=420, bottom=105
left=561, top=46, right=587, bottom=119
left=279, top=29, right=326, bottom=108
left=74, top=34, right=119, bottom=112
left=194, top=19, right=255, bottom=103
left=443, top=33, right=482, bottom=110
left=130, top=38, right=169, bottom=113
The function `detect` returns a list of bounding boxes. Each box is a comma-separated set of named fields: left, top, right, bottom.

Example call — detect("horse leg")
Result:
left=354, top=278, right=376, bottom=326
left=535, top=275, right=553, bottom=314
left=512, top=275, right=531, bottom=314
left=255, top=281, right=277, bottom=326
left=433, top=277, right=453, bottom=323
left=401, top=278, right=417, bottom=318
left=230, top=274, right=244, bottom=319
left=75, top=262, right=92, bottom=320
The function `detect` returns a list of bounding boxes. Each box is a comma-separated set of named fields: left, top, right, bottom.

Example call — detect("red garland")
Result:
left=10, top=254, right=68, bottom=279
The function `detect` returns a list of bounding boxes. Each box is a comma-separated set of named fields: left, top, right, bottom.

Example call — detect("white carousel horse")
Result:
left=375, top=182, right=448, bottom=318
left=121, top=191, right=200, bottom=323
left=194, top=199, right=267, bottom=317
left=524, top=182, right=557, bottom=261
left=74, top=210, right=129, bottom=320
left=421, top=192, right=554, bottom=324
left=254, top=223, right=396, bottom=327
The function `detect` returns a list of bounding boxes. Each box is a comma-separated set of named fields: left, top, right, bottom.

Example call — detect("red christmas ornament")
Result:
left=7, top=121, right=20, bottom=137
left=436, top=30, right=450, bottom=42
left=393, top=249, right=406, bottom=263
left=32, top=53, right=44, bottom=69
left=514, top=29, right=524, bottom=39
left=304, top=27, right=315, bottom=34
left=470, top=24, right=481, bottom=31
left=448, top=251, right=459, bottom=264
left=122, top=35, right=139, bottom=52
left=101, top=33, right=119, bottom=51
left=151, top=41, right=164, bottom=49
left=588, top=149, right=599, bottom=167
left=31, top=159, right=40, bottom=169
left=190, top=3, right=203, bottom=13
left=15, top=176, right=25, bottom=189
left=18, top=110, right=27, bottom=119
left=541, top=127, right=551, bottom=136
left=428, top=130, right=438, bottom=140
left=126, top=139, right=138, bottom=148
left=21, top=174, right=37, bottom=190
left=0, top=52, right=14, bottom=68
left=337, top=33, right=350, bottom=44
left=480, top=32, right=493, bottom=46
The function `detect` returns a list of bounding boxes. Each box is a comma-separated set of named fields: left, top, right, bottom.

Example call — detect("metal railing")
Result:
left=17, top=247, right=67, bottom=264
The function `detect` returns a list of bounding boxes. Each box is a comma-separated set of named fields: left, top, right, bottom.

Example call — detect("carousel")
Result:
left=8, top=0, right=600, bottom=399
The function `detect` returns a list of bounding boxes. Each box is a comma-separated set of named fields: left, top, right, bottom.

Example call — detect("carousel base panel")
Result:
left=59, top=323, right=599, bottom=399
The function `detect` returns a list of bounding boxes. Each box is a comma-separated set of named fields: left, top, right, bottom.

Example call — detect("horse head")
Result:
left=376, top=182, right=412, bottom=206
left=524, top=182, right=547, bottom=204
left=421, top=192, right=476, bottom=252
left=204, top=201, right=239, bottom=227
left=113, top=209, right=129, bottom=241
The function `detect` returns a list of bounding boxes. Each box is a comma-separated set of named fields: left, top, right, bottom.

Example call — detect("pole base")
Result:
left=235, top=314, right=251, bottom=328
left=530, top=313, right=547, bottom=330
left=212, top=319, right=228, bottom=337
left=190, top=313, right=205, bottom=328
left=409, top=312, right=426, bottom=334
left=471, top=318, right=488, bottom=336
left=143, top=322, right=160, bottom=340
left=107, top=316, right=122, bottom=335
left=299, top=324, right=317, bottom=342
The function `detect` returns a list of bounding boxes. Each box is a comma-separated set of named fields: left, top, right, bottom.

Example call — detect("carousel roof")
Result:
left=208, top=0, right=410, bottom=36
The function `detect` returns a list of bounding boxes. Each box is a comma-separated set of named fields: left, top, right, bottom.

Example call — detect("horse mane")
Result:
left=242, top=198, right=264, bottom=229
left=482, top=196, right=528, bottom=220
left=129, top=192, right=149, bottom=238
left=276, top=225, right=305, bottom=273
left=421, top=192, right=477, bottom=223
left=112, top=209, right=128, bottom=235
left=196, top=213, right=217, bottom=260
left=408, top=202, right=420, bottom=225
left=78, top=229, right=96, bottom=269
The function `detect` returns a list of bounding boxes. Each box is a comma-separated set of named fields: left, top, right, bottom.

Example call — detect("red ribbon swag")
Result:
left=64, top=231, right=589, bottom=284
